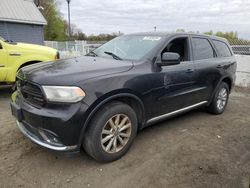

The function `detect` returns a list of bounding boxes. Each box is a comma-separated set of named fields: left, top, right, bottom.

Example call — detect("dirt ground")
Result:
left=0, top=86, right=250, bottom=188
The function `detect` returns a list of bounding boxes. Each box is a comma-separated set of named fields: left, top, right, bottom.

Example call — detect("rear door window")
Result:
left=192, top=38, right=215, bottom=60
left=213, top=40, right=232, bottom=57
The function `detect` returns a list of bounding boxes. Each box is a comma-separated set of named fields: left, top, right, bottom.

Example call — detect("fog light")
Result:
left=38, top=129, right=64, bottom=147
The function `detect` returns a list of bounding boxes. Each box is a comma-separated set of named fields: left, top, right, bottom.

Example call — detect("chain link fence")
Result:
left=230, top=39, right=250, bottom=87
left=230, top=38, right=250, bottom=56
left=44, top=41, right=104, bottom=58
left=45, top=39, right=250, bottom=87
left=231, top=45, right=250, bottom=55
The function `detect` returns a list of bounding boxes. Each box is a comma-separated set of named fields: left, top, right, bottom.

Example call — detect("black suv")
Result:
left=11, top=32, right=237, bottom=162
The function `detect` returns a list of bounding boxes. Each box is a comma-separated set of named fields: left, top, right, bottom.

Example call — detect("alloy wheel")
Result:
left=101, top=114, right=132, bottom=154
left=216, top=88, right=228, bottom=111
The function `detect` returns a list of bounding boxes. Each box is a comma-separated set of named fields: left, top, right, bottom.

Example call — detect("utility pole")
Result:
left=66, top=0, right=71, bottom=38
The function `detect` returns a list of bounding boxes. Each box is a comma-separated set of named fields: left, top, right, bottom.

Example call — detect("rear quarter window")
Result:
left=212, top=40, right=232, bottom=57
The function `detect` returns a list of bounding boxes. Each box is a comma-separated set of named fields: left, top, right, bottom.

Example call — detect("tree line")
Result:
left=38, top=0, right=120, bottom=41
left=177, top=29, right=250, bottom=45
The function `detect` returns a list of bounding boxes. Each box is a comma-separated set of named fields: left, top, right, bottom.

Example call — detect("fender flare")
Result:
left=77, top=93, right=145, bottom=147
left=208, top=76, right=233, bottom=105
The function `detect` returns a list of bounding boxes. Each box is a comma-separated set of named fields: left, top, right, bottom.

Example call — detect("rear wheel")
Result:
left=83, top=101, right=137, bottom=162
left=207, top=82, right=229, bottom=114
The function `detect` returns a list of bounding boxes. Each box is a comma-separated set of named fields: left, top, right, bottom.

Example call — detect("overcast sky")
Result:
left=58, top=0, right=250, bottom=39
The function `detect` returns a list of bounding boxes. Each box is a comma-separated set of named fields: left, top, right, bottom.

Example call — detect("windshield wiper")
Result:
left=86, top=51, right=98, bottom=57
left=104, top=51, right=123, bottom=60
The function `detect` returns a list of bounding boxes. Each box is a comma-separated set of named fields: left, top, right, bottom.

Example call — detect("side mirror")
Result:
left=157, top=52, right=180, bottom=66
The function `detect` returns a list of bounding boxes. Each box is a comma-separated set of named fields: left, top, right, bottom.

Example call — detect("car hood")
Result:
left=18, top=56, right=133, bottom=85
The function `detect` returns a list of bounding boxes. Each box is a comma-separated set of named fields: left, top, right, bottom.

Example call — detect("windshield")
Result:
left=92, top=35, right=164, bottom=61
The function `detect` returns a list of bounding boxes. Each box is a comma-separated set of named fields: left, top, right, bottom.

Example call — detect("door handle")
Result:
left=186, top=69, right=194, bottom=73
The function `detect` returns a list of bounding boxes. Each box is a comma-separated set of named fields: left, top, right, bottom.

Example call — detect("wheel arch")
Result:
left=221, top=77, right=232, bottom=92
left=78, top=92, right=146, bottom=147
left=208, top=76, right=233, bottom=105
left=18, top=60, right=42, bottom=70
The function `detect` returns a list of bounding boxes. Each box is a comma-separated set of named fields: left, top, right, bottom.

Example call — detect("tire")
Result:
left=83, top=101, right=138, bottom=163
left=207, top=82, right=229, bottom=115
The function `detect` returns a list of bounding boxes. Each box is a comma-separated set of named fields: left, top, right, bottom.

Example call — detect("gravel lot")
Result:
left=0, top=86, right=250, bottom=188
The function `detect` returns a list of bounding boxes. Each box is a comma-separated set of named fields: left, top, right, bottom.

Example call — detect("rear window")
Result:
left=213, top=40, right=232, bottom=57
left=192, top=38, right=215, bottom=60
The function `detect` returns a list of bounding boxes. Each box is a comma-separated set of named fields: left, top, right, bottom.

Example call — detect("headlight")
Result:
left=42, top=86, right=85, bottom=103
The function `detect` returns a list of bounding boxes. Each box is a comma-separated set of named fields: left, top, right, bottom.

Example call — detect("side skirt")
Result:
left=146, top=101, right=208, bottom=126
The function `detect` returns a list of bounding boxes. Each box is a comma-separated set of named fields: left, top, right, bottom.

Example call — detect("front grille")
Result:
left=17, top=78, right=45, bottom=107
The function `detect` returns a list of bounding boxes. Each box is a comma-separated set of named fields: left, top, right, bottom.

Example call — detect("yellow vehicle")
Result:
left=0, top=36, right=59, bottom=83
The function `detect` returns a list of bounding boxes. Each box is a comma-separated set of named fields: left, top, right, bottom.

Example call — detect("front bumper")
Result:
left=11, top=91, right=90, bottom=153
left=16, top=120, right=77, bottom=151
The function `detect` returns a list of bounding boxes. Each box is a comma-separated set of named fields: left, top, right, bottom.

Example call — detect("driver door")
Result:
left=148, top=35, right=197, bottom=121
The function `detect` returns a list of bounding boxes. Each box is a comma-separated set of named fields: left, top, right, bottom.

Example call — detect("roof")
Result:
left=0, top=0, right=47, bottom=25
left=127, top=32, right=227, bottom=42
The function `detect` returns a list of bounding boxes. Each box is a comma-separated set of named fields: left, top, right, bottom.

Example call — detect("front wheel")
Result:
left=207, top=82, right=229, bottom=114
left=83, top=101, right=138, bottom=163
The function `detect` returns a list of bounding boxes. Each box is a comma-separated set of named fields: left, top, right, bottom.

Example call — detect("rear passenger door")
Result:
left=191, top=36, right=222, bottom=103
left=212, top=40, right=237, bottom=81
